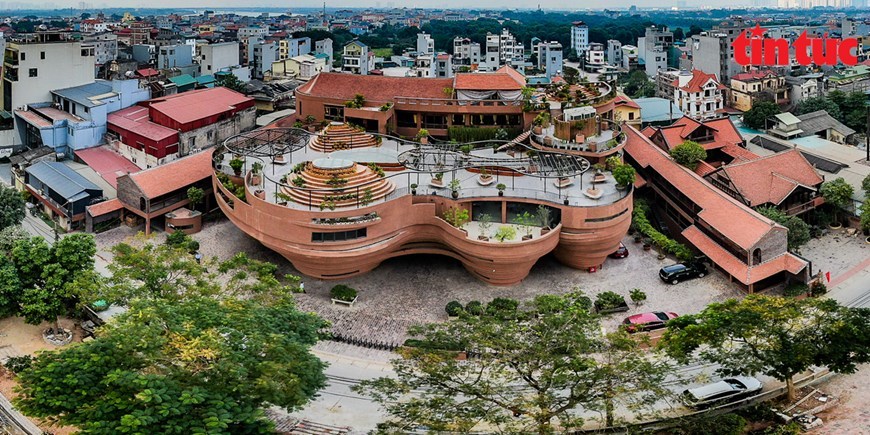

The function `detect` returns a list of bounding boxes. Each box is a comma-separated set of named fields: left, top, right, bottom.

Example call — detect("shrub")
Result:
left=166, top=230, right=190, bottom=247
left=629, top=288, right=647, bottom=305
left=783, top=283, right=809, bottom=297
left=4, top=355, right=33, bottom=374
left=486, top=298, right=519, bottom=317
left=442, top=206, right=470, bottom=228
left=673, top=412, right=747, bottom=435
left=494, top=225, right=516, bottom=242
left=329, top=284, right=357, bottom=302
left=533, top=294, right=567, bottom=313
left=229, top=158, right=244, bottom=174
left=445, top=301, right=464, bottom=317
left=612, top=164, right=636, bottom=188
left=186, top=240, right=200, bottom=253
left=633, top=200, right=694, bottom=261
left=669, top=140, right=707, bottom=170
left=459, top=144, right=473, bottom=154
left=496, top=183, right=506, bottom=192
left=465, top=300, right=483, bottom=316
left=810, top=281, right=827, bottom=297
left=595, top=291, right=626, bottom=310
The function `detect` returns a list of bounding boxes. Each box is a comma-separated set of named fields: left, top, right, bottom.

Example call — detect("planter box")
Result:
left=478, top=176, right=494, bottom=186
left=594, top=300, right=630, bottom=315
left=331, top=296, right=357, bottom=307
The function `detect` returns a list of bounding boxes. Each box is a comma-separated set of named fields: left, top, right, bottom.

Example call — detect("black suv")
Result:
left=659, top=262, right=708, bottom=285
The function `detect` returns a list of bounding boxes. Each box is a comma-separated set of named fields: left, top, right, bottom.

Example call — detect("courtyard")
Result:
left=94, top=215, right=746, bottom=348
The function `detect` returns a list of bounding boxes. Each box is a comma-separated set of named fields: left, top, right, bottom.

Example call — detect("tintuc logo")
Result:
left=732, top=24, right=858, bottom=67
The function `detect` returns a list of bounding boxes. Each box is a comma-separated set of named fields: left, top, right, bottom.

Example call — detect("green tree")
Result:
left=669, top=140, right=707, bottom=170
left=660, top=295, right=870, bottom=402
left=0, top=185, right=26, bottom=231
left=216, top=73, right=247, bottom=93
left=0, top=225, right=29, bottom=256
left=15, top=296, right=327, bottom=434
left=11, top=234, right=96, bottom=336
left=795, top=96, right=842, bottom=121
left=861, top=173, right=870, bottom=198
left=99, top=235, right=300, bottom=304
left=186, top=186, right=205, bottom=211
left=354, top=293, right=672, bottom=433
left=820, top=177, right=855, bottom=223
left=742, top=101, right=781, bottom=130
left=859, top=200, right=870, bottom=232
left=755, top=206, right=811, bottom=251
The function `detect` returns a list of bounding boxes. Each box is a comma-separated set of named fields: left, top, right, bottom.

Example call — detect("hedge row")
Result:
left=633, top=201, right=694, bottom=261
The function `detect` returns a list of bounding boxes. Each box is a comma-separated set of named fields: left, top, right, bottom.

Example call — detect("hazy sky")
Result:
left=7, top=0, right=748, bottom=10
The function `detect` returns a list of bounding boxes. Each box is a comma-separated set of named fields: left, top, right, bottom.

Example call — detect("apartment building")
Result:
left=689, top=18, right=750, bottom=84
left=536, top=41, right=562, bottom=79
left=638, top=25, right=673, bottom=77
left=586, top=42, right=605, bottom=68
left=416, top=32, right=435, bottom=56
left=571, top=21, right=589, bottom=54
left=84, top=32, right=118, bottom=68
left=315, top=38, right=333, bottom=63
left=279, top=37, right=311, bottom=59
left=452, top=37, right=481, bottom=68
left=606, top=40, right=622, bottom=67
left=248, top=37, right=279, bottom=80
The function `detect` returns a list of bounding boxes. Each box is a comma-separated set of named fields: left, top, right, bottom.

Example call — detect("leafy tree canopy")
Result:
left=755, top=206, right=811, bottom=251
left=742, top=101, right=781, bottom=130
left=354, top=292, right=672, bottom=433
left=669, top=140, right=707, bottom=170
left=660, top=295, right=870, bottom=401
left=15, top=296, right=328, bottom=434
left=0, top=184, right=25, bottom=231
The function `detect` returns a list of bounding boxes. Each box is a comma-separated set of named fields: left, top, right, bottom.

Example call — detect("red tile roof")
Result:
left=596, top=95, right=641, bottom=114
left=295, top=73, right=453, bottom=102
left=146, top=87, right=253, bottom=126
left=454, top=72, right=525, bottom=90
left=674, top=69, right=726, bottom=93
left=624, top=125, right=781, bottom=251
left=645, top=116, right=743, bottom=151
left=731, top=70, right=778, bottom=82
left=75, top=146, right=140, bottom=189
left=126, top=150, right=213, bottom=200
left=136, top=68, right=160, bottom=78
left=682, top=225, right=806, bottom=285
left=694, top=160, right=718, bottom=177
left=108, top=106, right=178, bottom=142
left=721, top=144, right=760, bottom=162
left=86, top=198, right=124, bottom=217
left=717, top=149, right=824, bottom=207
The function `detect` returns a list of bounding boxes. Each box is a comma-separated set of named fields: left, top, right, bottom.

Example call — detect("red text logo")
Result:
left=732, top=24, right=858, bottom=67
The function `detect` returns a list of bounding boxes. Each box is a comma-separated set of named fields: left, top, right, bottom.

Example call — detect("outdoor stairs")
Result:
left=281, top=163, right=395, bottom=208
left=309, top=124, right=379, bottom=152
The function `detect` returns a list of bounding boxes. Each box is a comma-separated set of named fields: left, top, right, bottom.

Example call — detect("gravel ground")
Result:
left=800, top=229, right=870, bottom=281
left=812, top=365, right=870, bottom=435
left=95, top=217, right=746, bottom=347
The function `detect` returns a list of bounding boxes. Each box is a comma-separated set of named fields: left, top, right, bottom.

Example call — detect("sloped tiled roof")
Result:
left=625, top=125, right=780, bottom=251
left=675, top=69, right=726, bottom=93
left=295, top=72, right=452, bottom=101
left=796, top=110, right=856, bottom=137
left=717, top=149, right=824, bottom=207
left=125, top=150, right=213, bottom=200
left=646, top=116, right=743, bottom=151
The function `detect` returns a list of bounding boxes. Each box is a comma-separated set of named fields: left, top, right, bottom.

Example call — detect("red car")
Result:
left=609, top=243, right=629, bottom=259
left=622, top=311, right=679, bottom=333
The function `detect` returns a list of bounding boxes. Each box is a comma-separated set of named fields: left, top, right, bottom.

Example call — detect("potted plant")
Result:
left=229, top=158, right=244, bottom=176
left=513, top=211, right=535, bottom=241
left=536, top=205, right=552, bottom=235
left=329, top=284, right=358, bottom=307
left=431, top=172, right=445, bottom=187
left=445, top=301, right=464, bottom=319
left=494, top=225, right=517, bottom=242
left=496, top=183, right=506, bottom=196
left=410, top=183, right=418, bottom=195
left=416, top=128, right=430, bottom=144
left=643, top=238, right=652, bottom=251
left=250, top=161, right=263, bottom=186
left=477, top=213, right=493, bottom=241
left=613, top=163, right=636, bottom=190
left=305, top=115, right=318, bottom=132
left=478, top=167, right=493, bottom=185
left=293, top=120, right=304, bottom=128
left=594, top=291, right=629, bottom=314
left=442, top=206, right=470, bottom=230
left=449, top=178, right=461, bottom=199
left=634, top=234, right=643, bottom=243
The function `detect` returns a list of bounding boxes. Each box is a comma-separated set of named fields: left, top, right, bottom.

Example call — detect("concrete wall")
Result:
left=178, top=107, right=256, bottom=156
left=200, top=42, right=239, bottom=76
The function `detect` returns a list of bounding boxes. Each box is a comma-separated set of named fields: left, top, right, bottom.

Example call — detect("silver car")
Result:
left=681, top=376, right=763, bottom=409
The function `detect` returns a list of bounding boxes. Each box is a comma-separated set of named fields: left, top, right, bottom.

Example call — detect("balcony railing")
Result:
left=394, top=97, right=523, bottom=107
left=784, top=198, right=819, bottom=216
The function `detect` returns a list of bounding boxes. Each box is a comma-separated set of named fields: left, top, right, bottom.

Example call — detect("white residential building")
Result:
left=452, top=37, right=481, bottom=68
left=238, top=27, right=269, bottom=39
left=199, top=42, right=240, bottom=77
left=585, top=42, right=605, bottom=68
left=315, top=38, right=333, bottom=63
left=479, top=29, right=524, bottom=72
left=84, top=32, right=118, bottom=67
left=342, top=40, right=370, bottom=75
left=673, top=69, right=725, bottom=120
left=417, top=32, right=435, bottom=55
